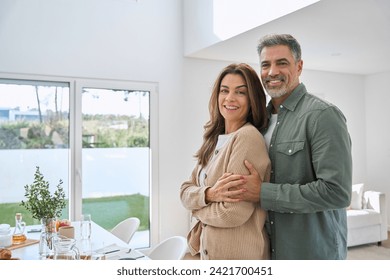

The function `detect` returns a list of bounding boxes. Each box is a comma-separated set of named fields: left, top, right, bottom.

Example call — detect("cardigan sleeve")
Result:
left=180, top=164, right=210, bottom=210
left=192, top=125, right=271, bottom=228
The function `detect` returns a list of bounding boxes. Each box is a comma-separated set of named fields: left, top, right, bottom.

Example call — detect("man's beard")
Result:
left=265, top=87, right=288, bottom=98
left=262, top=75, right=289, bottom=98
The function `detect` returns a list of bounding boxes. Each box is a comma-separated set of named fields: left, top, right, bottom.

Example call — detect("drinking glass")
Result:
left=80, top=214, right=91, bottom=240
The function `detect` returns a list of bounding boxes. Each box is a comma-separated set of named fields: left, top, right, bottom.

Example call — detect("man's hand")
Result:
left=205, top=173, right=246, bottom=203
left=206, top=160, right=263, bottom=203
left=240, top=160, right=262, bottom=203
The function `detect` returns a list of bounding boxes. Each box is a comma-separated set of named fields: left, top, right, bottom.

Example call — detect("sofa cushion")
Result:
left=349, top=183, right=364, bottom=210
left=347, top=209, right=381, bottom=229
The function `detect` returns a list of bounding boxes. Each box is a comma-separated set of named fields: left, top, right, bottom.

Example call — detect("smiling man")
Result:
left=207, top=34, right=353, bottom=260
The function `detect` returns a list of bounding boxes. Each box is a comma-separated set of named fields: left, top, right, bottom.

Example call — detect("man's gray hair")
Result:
left=257, top=34, right=302, bottom=62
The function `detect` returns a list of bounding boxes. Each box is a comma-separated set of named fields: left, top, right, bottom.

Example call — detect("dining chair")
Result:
left=146, top=236, right=187, bottom=260
left=110, top=217, right=140, bottom=244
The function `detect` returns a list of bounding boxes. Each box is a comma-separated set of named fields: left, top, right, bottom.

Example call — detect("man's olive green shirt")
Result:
left=261, top=83, right=352, bottom=260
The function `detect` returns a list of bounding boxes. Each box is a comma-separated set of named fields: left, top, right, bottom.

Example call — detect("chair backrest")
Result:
left=147, top=236, right=187, bottom=260
left=110, top=217, right=140, bottom=244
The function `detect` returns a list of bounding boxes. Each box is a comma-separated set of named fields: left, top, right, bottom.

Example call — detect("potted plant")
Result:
left=20, top=166, right=66, bottom=257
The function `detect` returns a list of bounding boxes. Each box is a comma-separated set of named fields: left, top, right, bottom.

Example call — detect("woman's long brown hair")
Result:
left=195, top=63, right=268, bottom=167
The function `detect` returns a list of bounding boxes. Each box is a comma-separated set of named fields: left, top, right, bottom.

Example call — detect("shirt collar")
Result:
left=266, top=83, right=307, bottom=114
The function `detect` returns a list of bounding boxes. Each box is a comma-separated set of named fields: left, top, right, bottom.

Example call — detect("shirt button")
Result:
left=270, top=144, right=273, bottom=147
left=272, top=249, right=275, bottom=252
left=204, top=173, right=207, bottom=179
left=280, top=105, right=283, bottom=108
left=270, top=221, right=274, bottom=224
left=215, top=150, right=219, bottom=155
left=288, top=149, right=292, bottom=153
left=204, top=250, right=208, bottom=255
left=270, top=170, right=274, bottom=174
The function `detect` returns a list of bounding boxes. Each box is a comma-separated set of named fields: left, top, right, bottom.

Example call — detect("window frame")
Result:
left=0, top=72, right=159, bottom=248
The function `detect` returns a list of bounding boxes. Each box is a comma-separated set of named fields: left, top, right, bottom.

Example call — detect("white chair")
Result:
left=146, top=236, right=187, bottom=260
left=110, top=217, right=140, bottom=244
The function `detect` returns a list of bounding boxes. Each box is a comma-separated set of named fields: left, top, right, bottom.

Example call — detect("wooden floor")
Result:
left=381, top=231, right=390, bottom=248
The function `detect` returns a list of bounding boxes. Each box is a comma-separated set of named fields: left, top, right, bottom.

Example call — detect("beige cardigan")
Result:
left=180, top=123, right=271, bottom=260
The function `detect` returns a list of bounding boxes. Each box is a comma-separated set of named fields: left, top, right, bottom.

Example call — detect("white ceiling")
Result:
left=187, top=0, right=390, bottom=75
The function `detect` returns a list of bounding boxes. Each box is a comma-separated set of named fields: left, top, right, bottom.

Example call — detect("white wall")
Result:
left=365, top=71, right=390, bottom=218
left=0, top=0, right=189, bottom=244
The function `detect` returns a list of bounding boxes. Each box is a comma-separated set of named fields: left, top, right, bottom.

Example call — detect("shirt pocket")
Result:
left=276, top=141, right=305, bottom=156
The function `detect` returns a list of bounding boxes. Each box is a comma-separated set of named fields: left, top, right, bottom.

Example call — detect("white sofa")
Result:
left=347, top=184, right=388, bottom=247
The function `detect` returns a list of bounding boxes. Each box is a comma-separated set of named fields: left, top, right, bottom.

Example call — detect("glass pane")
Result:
left=0, top=79, right=70, bottom=226
left=81, top=87, right=150, bottom=248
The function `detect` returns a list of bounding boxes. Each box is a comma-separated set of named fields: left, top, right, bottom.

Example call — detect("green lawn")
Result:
left=0, top=193, right=149, bottom=231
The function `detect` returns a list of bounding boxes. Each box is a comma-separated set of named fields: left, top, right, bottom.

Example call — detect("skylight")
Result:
left=213, top=0, right=320, bottom=40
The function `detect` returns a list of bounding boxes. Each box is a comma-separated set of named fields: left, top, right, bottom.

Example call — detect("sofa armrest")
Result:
left=364, top=191, right=388, bottom=239
left=364, top=191, right=384, bottom=212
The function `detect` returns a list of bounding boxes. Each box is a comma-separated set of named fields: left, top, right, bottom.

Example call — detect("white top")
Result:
left=264, top=114, right=278, bottom=150
left=199, top=133, right=232, bottom=187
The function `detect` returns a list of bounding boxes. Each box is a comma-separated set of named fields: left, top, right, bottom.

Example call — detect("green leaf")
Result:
left=20, top=166, right=66, bottom=220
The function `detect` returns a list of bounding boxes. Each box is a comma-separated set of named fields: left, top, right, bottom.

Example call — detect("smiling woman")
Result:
left=180, top=63, right=270, bottom=260
left=218, top=73, right=249, bottom=134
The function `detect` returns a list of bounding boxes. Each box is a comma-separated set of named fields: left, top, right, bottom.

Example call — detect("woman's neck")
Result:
left=224, top=121, right=247, bottom=134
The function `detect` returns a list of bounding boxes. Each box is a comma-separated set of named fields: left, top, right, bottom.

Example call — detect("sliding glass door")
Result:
left=79, top=84, right=151, bottom=248
left=0, top=78, right=71, bottom=223
left=0, top=75, right=157, bottom=249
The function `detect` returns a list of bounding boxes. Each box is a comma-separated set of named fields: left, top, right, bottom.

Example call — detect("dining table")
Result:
left=8, top=221, right=148, bottom=260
